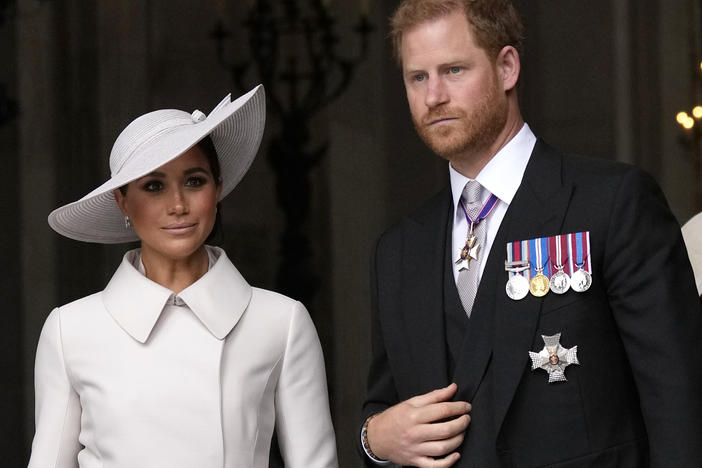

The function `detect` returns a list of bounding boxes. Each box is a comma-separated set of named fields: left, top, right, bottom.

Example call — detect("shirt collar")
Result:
left=449, top=122, right=536, bottom=209
left=102, top=246, right=252, bottom=343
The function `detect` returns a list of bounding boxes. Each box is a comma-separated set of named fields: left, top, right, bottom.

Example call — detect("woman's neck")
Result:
left=140, top=245, right=209, bottom=293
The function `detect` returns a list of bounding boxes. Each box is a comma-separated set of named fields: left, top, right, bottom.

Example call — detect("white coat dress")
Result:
left=28, top=246, right=338, bottom=468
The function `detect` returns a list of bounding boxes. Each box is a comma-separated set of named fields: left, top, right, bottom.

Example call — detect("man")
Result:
left=360, top=1, right=702, bottom=467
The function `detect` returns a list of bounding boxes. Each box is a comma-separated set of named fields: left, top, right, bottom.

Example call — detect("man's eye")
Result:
left=449, top=66, right=462, bottom=74
left=142, top=181, right=163, bottom=192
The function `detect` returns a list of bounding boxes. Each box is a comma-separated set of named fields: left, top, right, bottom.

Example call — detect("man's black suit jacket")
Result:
left=362, top=141, right=702, bottom=467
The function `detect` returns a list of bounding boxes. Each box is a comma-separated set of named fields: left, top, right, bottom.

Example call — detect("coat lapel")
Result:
left=491, top=140, right=574, bottom=434
left=399, top=188, right=453, bottom=395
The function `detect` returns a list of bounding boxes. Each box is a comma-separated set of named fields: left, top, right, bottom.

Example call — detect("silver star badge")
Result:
left=455, top=235, right=481, bottom=271
left=529, top=333, right=579, bottom=383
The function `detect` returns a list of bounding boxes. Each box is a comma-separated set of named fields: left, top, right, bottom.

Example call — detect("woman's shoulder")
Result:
left=244, top=288, right=322, bottom=357
left=248, top=287, right=310, bottom=321
left=37, top=292, right=111, bottom=357
left=250, top=287, right=300, bottom=307
left=44, top=291, right=112, bottom=337
left=48, top=291, right=105, bottom=321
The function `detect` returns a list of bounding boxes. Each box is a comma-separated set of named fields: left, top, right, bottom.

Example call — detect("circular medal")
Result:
left=506, top=274, right=530, bottom=300
left=549, top=270, right=571, bottom=294
left=571, top=269, right=592, bottom=292
left=529, top=273, right=550, bottom=297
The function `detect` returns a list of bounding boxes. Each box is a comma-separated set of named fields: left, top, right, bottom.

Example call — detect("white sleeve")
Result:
left=275, top=302, right=338, bottom=468
left=28, top=308, right=82, bottom=468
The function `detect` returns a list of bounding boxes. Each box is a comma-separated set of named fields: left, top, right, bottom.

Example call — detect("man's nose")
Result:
left=425, top=76, right=449, bottom=108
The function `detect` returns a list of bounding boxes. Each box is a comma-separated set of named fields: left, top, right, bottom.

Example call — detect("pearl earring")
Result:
left=124, top=216, right=131, bottom=229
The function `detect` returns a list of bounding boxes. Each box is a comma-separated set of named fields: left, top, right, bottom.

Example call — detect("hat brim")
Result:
left=48, top=85, right=266, bottom=243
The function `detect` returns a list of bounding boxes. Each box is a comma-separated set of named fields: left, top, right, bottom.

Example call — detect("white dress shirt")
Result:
left=450, top=123, right=536, bottom=283
left=29, top=246, right=338, bottom=468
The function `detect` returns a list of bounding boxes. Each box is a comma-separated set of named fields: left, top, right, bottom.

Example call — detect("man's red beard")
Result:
left=412, top=82, right=508, bottom=162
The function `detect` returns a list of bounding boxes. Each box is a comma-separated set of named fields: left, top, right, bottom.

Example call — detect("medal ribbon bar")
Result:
left=548, top=234, right=571, bottom=275
left=568, top=231, right=592, bottom=275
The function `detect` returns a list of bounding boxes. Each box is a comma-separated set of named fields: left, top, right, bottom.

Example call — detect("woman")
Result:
left=28, top=85, right=338, bottom=467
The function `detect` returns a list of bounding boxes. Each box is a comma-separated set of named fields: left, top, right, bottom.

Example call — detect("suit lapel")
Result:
left=491, top=140, right=574, bottom=433
left=399, top=188, right=453, bottom=395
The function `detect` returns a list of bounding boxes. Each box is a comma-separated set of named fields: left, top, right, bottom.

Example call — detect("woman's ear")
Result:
left=496, top=45, right=520, bottom=92
left=113, top=189, right=128, bottom=216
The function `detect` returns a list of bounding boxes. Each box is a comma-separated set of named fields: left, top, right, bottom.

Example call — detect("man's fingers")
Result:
left=413, top=451, right=461, bottom=468
left=366, top=385, right=470, bottom=465
left=419, top=431, right=465, bottom=457
left=415, top=401, right=471, bottom=426
left=409, top=383, right=459, bottom=406
left=418, top=413, right=470, bottom=442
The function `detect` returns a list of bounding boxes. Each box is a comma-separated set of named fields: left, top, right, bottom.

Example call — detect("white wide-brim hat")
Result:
left=682, top=211, right=702, bottom=295
left=48, top=85, right=266, bottom=243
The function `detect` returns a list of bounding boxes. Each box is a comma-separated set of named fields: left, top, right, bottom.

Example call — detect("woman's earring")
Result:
left=124, top=216, right=131, bottom=229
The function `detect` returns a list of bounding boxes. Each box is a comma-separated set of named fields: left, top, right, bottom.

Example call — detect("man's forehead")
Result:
left=400, top=13, right=482, bottom=69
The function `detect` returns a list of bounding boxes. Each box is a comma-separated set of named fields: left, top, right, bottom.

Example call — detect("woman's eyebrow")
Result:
left=183, top=166, right=210, bottom=175
left=139, top=171, right=166, bottom=179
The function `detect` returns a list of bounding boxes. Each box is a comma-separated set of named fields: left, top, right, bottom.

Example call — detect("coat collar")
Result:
left=102, top=246, right=252, bottom=343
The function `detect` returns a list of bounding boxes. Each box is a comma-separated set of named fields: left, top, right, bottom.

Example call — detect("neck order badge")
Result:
left=455, top=193, right=499, bottom=271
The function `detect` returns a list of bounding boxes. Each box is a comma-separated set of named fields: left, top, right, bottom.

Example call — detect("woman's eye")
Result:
left=142, top=180, right=163, bottom=192
left=186, top=176, right=207, bottom=187
left=414, top=74, right=426, bottom=82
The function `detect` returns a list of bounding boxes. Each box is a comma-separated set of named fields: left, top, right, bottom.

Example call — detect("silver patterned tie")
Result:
left=456, top=180, right=486, bottom=318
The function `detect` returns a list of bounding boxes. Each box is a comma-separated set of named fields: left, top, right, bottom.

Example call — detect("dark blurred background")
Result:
left=2, top=0, right=701, bottom=466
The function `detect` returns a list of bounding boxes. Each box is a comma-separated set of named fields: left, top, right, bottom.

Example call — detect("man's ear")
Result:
left=113, top=189, right=128, bottom=216
left=496, top=45, right=520, bottom=92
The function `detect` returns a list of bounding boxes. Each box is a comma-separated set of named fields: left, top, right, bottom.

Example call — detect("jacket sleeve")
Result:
left=275, top=302, right=338, bottom=468
left=28, top=308, right=82, bottom=468
left=359, top=234, right=400, bottom=466
left=603, top=168, right=702, bottom=466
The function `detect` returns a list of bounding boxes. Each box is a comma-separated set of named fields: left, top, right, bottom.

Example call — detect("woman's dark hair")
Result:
left=198, top=136, right=224, bottom=245
left=118, top=135, right=225, bottom=245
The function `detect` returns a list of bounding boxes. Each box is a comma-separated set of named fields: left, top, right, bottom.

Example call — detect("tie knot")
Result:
left=461, top=180, right=483, bottom=206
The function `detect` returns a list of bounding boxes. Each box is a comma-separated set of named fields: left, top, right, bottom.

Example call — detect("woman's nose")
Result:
left=168, top=188, right=188, bottom=215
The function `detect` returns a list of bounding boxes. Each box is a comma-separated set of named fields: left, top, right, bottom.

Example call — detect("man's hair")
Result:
left=389, top=0, right=525, bottom=64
